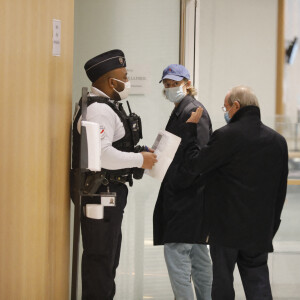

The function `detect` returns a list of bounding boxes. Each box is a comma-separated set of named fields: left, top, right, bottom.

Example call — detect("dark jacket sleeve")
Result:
left=166, top=108, right=211, bottom=190
left=178, top=123, right=240, bottom=177
left=273, top=139, right=289, bottom=237
left=196, top=109, right=211, bottom=148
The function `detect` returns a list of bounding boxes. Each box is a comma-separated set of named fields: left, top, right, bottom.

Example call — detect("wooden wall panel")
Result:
left=0, top=0, right=74, bottom=299
left=276, top=0, right=285, bottom=115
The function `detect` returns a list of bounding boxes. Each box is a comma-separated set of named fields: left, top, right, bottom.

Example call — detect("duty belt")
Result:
left=108, top=174, right=129, bottom=184
left=82, top=171, right=132, bottom=195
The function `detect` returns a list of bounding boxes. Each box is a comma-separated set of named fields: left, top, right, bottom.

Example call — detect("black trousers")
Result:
left=81, top=183, right=128, bottom=300
left=210, top=245, right=272, bottom=300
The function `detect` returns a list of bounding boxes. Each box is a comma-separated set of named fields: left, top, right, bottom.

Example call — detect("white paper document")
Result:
left=145, top=130, right=181, bottom=181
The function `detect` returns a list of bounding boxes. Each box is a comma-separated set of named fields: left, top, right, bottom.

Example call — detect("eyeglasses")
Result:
left=221, top=99, right=240, bottom=112
left=221, top=106, right=228, bottom=112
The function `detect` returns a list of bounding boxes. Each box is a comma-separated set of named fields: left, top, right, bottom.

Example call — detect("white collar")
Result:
left=90, top=86, right=120, bottom=108
left=90, top=86, right=110, bottom=98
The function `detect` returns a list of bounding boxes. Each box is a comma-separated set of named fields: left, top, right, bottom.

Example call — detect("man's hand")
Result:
left=144, top=146, right=155, bottom=153
left=141, top=152, right=157, bottom=169
left=186, top=107, right=203, bottom=124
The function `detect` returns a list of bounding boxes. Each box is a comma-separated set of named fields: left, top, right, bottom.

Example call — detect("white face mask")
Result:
left=112, top=78, right=131, bottom=100
left=164, top=84, right=186, bottom=104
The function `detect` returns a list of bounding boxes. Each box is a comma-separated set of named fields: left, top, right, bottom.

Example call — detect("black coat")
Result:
left=153, top=95, right=212, bottom=245
left=180, top=106, right=288, bottom=252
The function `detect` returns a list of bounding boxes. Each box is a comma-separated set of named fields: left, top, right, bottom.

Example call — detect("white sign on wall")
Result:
left=127, top=68, right=150, bottom=95
left=52, top=19, right=61, bottom=56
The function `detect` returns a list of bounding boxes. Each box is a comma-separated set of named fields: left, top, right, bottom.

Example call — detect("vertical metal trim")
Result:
left=180, top=0, right=186, bottom=65
left=193, top=0, right=197, bottom=86
left=276, top=0, right=285, bottom=116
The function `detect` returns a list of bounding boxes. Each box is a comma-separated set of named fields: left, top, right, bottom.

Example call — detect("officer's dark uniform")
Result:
left=71, top=50, right=144, bottom=300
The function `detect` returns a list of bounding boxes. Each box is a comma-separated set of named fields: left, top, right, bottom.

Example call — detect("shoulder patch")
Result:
left=100, top=126, right=106, bottom=139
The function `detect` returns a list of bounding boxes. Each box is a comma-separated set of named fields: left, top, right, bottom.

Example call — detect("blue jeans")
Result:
left=164, top=243, right=212, bottom=300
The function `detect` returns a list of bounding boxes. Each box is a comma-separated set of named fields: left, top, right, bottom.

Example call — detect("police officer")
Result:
left=72, top=49, right=157, bottom=300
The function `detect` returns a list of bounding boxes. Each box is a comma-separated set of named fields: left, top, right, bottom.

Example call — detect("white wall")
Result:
left=196, top=2, right=300, bottom=298
left=198, top=0, right=278, bottom=129
left=284, top=0, right=300, bottom=124
left=72, top=1, right=181, bottom=299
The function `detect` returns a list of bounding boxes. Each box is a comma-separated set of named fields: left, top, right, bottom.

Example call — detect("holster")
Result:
left=70, top=169, right=109, bottom=202
left=82, top=172, right=109, bottom=194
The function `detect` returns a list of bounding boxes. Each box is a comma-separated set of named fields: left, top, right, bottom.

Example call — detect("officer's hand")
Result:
left=141, top=152, right=157, bottom=169
left=186, top=107, right=203, bottom=124
left=144, top=146, right=155, bottom=153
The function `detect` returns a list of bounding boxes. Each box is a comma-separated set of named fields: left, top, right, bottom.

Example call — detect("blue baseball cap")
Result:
left=159, top=64, right=190, bottom=83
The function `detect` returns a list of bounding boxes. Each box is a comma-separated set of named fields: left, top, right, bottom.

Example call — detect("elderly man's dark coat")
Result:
left=153, top=95, right=212, bottom=245
left=179, top=106, right=288, bottom=252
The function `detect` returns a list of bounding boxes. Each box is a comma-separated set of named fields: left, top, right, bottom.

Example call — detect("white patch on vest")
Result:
left=100, top=126, right=105, bottom=139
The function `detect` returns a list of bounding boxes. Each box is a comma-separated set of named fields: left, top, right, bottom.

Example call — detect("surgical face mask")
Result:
left=164, top=84, right=187, bottom=104
left=112, top=78, right=131, bottom=100
left=224, top=106, right=234, bottom=123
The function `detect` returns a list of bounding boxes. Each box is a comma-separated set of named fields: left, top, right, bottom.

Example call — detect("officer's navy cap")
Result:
left=84, top=49, right=126, bottom=82
left=159, top=64, right=190, bottom=83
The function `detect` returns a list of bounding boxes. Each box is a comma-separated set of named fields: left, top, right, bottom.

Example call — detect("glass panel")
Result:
left=278, top=122, right=300, bottom=180
left=269, top=121, right=300, bottom=181
left=72, top=1, right=181, bottom=299
left=274, top=185, right=300, bottom=243
left=269, top=121, right=300, bottom=180
left=289, top=154, right=300, bottom=181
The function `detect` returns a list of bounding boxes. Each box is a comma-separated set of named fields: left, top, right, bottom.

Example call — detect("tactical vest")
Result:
left=72, top=96, right=143, bottom=180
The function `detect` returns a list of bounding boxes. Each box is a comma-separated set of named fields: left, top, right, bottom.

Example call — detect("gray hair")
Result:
left=228, top=86, right=259, bottom=108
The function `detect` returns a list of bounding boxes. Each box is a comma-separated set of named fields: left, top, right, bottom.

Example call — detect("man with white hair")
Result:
left=180, top=86, right=288, bottom=299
